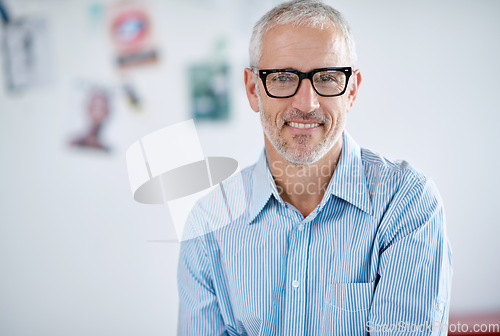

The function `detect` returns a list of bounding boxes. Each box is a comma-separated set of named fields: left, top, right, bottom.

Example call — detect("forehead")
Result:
left=259, top=23, right=347, bottom=71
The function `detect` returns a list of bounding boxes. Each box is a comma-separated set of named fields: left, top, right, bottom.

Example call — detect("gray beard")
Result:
left=258, top=94, right=346, bottom=165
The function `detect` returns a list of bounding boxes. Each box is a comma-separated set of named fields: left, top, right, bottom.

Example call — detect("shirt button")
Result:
left=292, top=280, right=300, bottom=288
left=297, top=224, right=304, bottom=231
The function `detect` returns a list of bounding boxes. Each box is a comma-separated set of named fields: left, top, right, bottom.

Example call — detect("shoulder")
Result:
left=359, top=146, right=439, bottom=208
left=182, top=161, right=256, bottom=240
left=361, top=146, right=427, bottom=186
left=196, top=163, right=255, bottom=211
left=360, top=147, right=444, bottom=247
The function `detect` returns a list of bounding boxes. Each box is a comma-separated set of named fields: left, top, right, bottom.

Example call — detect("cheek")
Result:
left=325, top=99, right=348, bottom=127
left=261, top=100, right=284, bottom=123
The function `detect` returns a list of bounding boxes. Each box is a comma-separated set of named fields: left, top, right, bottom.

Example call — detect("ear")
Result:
left=346, top=69, right=362, bottom=112
left=244, top=67, right=260, bottom=112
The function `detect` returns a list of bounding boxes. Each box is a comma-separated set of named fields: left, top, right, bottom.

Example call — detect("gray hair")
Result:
left=249, top=0, right=357, bottom=68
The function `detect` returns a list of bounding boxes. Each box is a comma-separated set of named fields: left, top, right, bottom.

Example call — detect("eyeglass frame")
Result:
left=252, top=66, right=353, bottom=99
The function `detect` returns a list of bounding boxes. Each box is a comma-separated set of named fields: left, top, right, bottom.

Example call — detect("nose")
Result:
left=291, top=78, right=320, bottom=113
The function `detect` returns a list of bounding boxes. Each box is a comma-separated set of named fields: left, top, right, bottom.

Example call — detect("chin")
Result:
left=281, top=146, right=326, bottom=165
left=285, top=133, right=342, bottom=165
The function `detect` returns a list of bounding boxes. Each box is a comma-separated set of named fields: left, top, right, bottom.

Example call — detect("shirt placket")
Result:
left=282, top=206, right=312, bottom=336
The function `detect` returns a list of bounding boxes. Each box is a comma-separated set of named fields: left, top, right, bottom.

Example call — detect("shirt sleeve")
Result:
left=177, top=231, right=228, bottom=336
left=367, top=177, right=452, bottom=336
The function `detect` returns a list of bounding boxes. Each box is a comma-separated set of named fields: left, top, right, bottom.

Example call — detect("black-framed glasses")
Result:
left=253, top=67, right=352, bottom=98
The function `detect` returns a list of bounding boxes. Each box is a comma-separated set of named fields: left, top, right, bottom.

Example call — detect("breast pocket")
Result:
left=320, top=281, right=375, bottom=336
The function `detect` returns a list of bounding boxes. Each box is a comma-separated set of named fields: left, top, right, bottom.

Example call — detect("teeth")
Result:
left=287, top=122, right=320, bottom=129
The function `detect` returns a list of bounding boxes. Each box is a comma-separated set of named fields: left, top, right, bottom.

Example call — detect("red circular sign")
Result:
left=111, top=10, right=149, bottom=47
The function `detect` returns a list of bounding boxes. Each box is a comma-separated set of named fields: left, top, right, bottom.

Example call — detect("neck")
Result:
left=265, top=136, right=343, bottom=217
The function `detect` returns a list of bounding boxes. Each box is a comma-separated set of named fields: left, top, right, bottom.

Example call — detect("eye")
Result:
left=270, top=72, right=295, bottom=82
left=317, top=74, right=339, bottom=83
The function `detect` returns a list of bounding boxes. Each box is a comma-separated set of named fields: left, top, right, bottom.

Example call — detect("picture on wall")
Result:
left=68, top=83, right=114, bottom=153
left=108, top=0, right=159, bottom=70
left=2, top=16, right=54, bottom=92
left=189, top=62, right=230, bottom=121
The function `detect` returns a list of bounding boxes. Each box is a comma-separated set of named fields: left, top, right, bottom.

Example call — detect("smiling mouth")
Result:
left=285, top=121, right=322, bottom=129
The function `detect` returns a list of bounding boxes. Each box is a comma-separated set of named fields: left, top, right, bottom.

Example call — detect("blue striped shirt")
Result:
left=177, top=130, right=452, bottom=336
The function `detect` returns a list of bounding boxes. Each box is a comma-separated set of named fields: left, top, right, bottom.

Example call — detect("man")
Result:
left=177, top=1, right=452, bottom=335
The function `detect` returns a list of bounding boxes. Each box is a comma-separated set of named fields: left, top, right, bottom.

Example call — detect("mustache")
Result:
left=282, top=110, right=326, bottom=124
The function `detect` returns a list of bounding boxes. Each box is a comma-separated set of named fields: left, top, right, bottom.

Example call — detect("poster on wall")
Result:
left=189, top=62, right=230, bottom=121
left=1, top=16, right=54, bottom=93
left=68, top=83, right=114, bottom=153
left=108, top=1, right=159, bottom=70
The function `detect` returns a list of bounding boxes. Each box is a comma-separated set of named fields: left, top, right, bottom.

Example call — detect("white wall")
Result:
left=0, top=0, right=498, bottom=335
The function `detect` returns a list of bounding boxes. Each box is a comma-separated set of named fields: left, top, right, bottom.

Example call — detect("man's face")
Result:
left=245, top=23, right=360, bottom=165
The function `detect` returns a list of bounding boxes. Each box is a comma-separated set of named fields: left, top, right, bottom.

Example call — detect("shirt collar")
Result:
left=247, top=130, right=373, bottom=225
left=247, top=149, right=279, bottom=224
left=323, top=130, right=373, bottom=215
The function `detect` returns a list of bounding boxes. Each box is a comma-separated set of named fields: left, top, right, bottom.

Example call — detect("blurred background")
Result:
left=0, top=0, right=499, bottom=335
